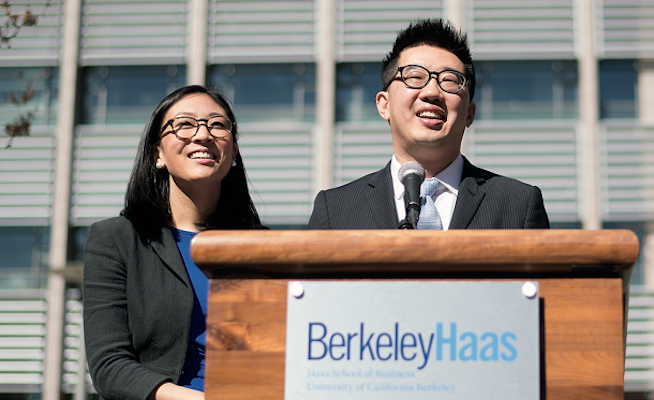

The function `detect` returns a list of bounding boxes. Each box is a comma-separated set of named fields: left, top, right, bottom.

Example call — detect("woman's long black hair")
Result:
left=123, top=85, right=264, bottom=238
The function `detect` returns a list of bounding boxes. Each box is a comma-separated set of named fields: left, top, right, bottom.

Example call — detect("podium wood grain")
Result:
left=192, top=230, right=639, bottom=273
left=205, top=280, right=287, bottom=399
left=205, top=278, right=624, bottom=400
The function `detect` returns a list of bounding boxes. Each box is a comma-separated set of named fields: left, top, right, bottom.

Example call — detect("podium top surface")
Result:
left=190, top=229, right=639, bottom=276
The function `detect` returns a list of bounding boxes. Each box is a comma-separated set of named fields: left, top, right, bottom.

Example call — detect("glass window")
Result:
left=209, top=64, right=315, bottom=124
left=82, top=65, right=186, bottom=125
left=71, top=226, right=89, bottom=262
left=336, top=63, right=382, bottom=123
left=474, top=61, right=578, bottom=120
left=0, top=226, right=50, bottom=289
left=0, top=67, right=59, bottom=129
left=599, top=60, right=637, bottom=119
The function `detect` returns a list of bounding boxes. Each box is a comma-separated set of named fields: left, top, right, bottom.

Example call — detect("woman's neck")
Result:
left=168, top=180, right=220, bottom=232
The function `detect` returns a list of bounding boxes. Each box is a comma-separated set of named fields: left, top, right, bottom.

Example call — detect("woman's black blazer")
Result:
left=83, top=216, right=193, bottom=400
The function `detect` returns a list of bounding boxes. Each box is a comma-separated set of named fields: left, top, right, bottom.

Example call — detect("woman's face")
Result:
left=156, top=93, right=238, bottom=193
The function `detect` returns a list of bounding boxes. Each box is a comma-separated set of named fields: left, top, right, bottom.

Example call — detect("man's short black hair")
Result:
left=381, top=19, right=475, bottom=101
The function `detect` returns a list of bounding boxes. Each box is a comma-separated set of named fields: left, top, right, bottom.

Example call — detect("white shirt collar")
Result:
left=391, top=153, right=464, bottom=201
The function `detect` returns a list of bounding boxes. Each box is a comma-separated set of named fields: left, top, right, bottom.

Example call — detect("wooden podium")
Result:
left=191, top=229, right=640, bottom=400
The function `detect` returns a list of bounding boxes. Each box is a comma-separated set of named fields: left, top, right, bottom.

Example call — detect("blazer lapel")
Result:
left=150, top=227, right=191, bottom=287
left=365, top=163, right=399, bottom=229
left=450, top=158, right=487, bottom=229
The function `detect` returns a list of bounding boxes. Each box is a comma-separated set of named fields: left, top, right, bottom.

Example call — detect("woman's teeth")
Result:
left=190, top=152, right=215, bottom=159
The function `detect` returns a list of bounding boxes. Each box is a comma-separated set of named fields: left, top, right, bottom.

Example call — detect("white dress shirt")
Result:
left=390, top=153, right=464, bottom=230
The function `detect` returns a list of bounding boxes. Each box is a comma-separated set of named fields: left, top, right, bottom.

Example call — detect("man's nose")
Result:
left=419, top=76, right=445, bottom=100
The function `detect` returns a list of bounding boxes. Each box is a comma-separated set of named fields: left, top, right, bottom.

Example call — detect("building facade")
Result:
left=0, top=0, right=653, bottom=398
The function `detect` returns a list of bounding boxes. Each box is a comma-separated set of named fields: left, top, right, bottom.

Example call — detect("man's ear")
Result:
left=466, top=101, right=476, bottom=128
left=376, top=91, right=391, bottom=122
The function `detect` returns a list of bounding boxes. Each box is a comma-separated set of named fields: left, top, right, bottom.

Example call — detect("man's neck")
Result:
left=394, top=151, right=459, bottom=178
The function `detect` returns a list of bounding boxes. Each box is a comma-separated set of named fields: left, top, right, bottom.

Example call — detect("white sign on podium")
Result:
left=285, top=281, right=540, bottom=400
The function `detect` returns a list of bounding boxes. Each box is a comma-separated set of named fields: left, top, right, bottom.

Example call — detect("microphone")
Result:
left=398, top=161, right=425, bottom=230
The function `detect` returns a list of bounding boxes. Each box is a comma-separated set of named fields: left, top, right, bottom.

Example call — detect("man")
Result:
left=309, top=19, right=549, bottom=230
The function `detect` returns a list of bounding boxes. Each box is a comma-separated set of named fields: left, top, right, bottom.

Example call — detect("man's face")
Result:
left=376, top=45, right=476, bottom=164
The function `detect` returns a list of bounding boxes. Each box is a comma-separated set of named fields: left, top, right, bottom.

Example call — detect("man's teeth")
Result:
left=418, top=111, right=444, bottom=119
left=190, top=152, right=215, bottom=159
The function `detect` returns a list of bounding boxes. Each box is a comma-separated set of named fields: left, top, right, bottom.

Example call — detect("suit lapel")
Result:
left=450, top=158, right=487, bottom=229
left=150, top=226, right=191, bottom=287
left=365, top=163, right=399, bottom=229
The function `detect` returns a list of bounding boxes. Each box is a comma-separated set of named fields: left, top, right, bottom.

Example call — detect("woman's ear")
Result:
left=153, top=145, right=165, bottom=169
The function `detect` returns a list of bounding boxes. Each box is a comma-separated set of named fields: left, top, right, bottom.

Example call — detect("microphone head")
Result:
left=398, top=161, right=426, bottom=184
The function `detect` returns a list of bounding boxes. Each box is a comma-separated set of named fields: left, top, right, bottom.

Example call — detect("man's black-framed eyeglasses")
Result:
left=390, top=65, right=468, bottom=94
left=161, top=116, right=233, bottom=140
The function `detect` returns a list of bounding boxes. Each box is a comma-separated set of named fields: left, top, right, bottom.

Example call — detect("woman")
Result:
left=83, top=85, right=264, bottom=400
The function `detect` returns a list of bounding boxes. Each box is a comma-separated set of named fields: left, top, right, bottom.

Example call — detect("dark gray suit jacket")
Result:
left=83, top=216, right=193, bottom=400
left=308, top=157, right=549, bottom=229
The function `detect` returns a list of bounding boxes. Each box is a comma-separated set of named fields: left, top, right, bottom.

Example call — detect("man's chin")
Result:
left=413, top=132, right=449, bottom=145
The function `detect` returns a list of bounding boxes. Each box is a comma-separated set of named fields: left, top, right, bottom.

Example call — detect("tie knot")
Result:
left=420, top=178, right=440, bottom=198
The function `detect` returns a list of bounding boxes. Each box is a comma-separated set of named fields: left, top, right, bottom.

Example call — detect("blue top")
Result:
left=169, top=227, right=207, bottom=392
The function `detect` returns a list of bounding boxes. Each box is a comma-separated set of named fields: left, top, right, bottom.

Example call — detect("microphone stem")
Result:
left=399, top=204, right=420, bottom=229
left=406, top=204, right=420, bottom=228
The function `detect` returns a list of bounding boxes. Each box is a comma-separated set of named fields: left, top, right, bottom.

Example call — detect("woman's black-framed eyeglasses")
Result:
left=161, top=116, right=233, bottom=140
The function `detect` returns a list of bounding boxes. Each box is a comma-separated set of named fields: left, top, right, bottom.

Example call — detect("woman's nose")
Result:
left=192, top=123, right=212, bottom=141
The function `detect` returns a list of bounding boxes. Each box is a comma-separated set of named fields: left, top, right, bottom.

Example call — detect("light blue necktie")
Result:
left=417, top=178, right=443, bottom=230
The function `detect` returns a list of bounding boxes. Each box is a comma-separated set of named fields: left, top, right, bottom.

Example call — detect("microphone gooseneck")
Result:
left=398, top=161, right=425, bottom=230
